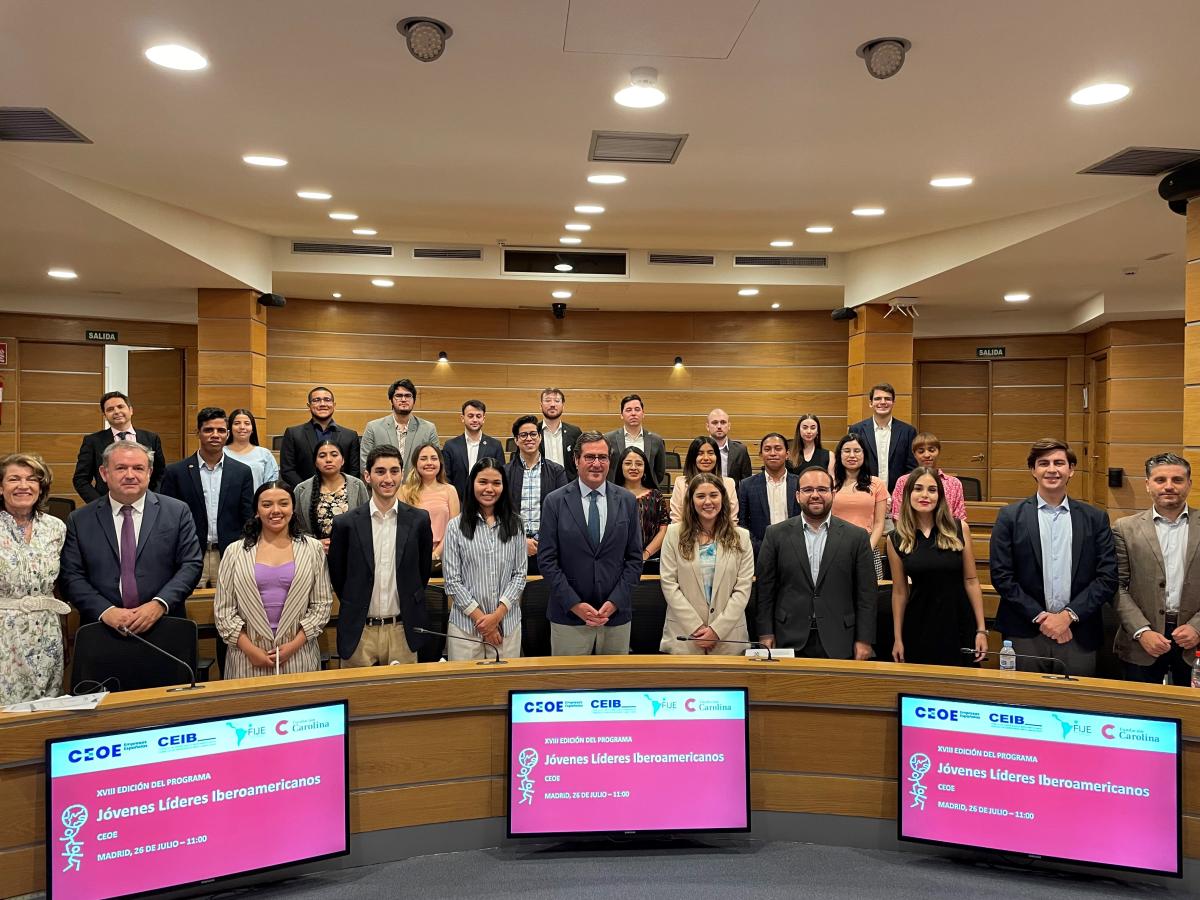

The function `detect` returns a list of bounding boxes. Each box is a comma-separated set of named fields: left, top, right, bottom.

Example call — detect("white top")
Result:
left=368, top=500, right=401, bottom=618
left=542, top=422, right=565, bottom=466
left=223, top=445, right=279, bottom=489
left=765, top=470, right=789, bottom=525
left=873, top=419, right=892, bottom=491
left=465, top=431, right=483, bottom=472
left=1155, top=509, right=1189, bottom=614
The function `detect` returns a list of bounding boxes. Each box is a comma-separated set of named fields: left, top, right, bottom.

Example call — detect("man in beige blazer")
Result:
left=1113, top=452, right=1200, bottom=685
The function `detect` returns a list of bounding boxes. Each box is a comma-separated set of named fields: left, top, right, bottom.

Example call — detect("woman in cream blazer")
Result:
left=659, top=473, right=755, bottom=655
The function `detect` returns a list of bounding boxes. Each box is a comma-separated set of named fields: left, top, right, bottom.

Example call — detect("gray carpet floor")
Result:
left=206, top=841, right=1185, bottom=899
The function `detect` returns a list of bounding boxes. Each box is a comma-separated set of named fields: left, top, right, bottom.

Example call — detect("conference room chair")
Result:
left=663, top=451, right=682, bottom=469
left=519, top=578, right=552, bottom=658
left=47, top=496, right=76, bottom=524
left=505, top=437, right=517, bottom=455
left=272, top=434, right=284, bottom=451
left=418, top=585, right=450, bottom=662
left=628, top=579, right=668, bottom=654
left=71, top=617, right=203, bottom=693
left=959, top=476, right=982, bottom=501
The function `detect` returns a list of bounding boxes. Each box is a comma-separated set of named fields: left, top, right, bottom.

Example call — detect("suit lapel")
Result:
left=789, top=519, right=815, bottom=588
left=393, top=506, right=413, bottom=574
left=813, top=519, right=838, bottom=592
left=562, top=483, right=589, bottom=546
left=598, top=488, right=621, bottom=551
left=1182, top=508, right=1200, bottom=573
left=1021, top=499, right=1044, bottom=571
left=186, top=453, right=203, bottom=501
left=354, top=506, right=375, bottom=573
left=861, top=427, right=879, bottom=469
left=786, top=474, right=801, bottom=517
left=682, top=549, right=709, bottom=620
left=1069, top=501, right=1086, bottom=580
left=1138, top=509, right=1167, bottom=575
left=136, top=493, right=161, bottom=560
left=96, top=499, right=119, bottom=561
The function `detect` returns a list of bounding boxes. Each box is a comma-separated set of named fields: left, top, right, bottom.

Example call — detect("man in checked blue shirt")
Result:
left=505, top=415, right=568, bottom=576
left=990, top=439, right=1116, bottom=676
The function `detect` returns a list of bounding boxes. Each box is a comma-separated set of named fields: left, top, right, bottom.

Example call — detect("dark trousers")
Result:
left=797, top=625, right=828, bottom=659
left=1125, top=642, right=1194, bottom=686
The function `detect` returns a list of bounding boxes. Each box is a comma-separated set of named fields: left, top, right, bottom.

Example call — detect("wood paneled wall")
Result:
left=265, top=299, right=849, bottom=458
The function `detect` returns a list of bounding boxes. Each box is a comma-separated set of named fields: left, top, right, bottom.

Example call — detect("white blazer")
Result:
left=668, top=475, right=739, bottom=525
left=658, top=524, right=754, bottom=654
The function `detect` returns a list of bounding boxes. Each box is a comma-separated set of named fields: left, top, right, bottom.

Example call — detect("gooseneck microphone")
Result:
left=676, top=635, right=775, bottom=662
left=961, top=647, right=1076, bottom=681
left=117, top=626, right=204, bottom=691
left=414, top=626, right=506, bottom=665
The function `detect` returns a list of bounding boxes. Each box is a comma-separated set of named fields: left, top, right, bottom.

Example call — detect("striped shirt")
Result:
left=520, top=458, right=542, bottom=536
left=442, top=514, right=527, bottom=636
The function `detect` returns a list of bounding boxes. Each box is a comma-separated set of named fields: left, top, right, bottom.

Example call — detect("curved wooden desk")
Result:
left=2, top=658, right=1196, bottom=897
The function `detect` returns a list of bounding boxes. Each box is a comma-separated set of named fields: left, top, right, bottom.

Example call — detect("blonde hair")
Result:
left=398, top=442, right=448, bottom=506
left=0, top=453, right=53, bottom=514
left=678, top=473, right=741, bottom=560
left=894, top=466, right=962, bottom=553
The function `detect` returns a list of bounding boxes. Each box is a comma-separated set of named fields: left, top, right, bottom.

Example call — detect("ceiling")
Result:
left=1, top=0, right=1198, bottom=331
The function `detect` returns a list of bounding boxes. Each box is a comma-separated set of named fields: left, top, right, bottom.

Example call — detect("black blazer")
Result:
left=540, top=421, right=583, bottom=478
left=280, top=420, right=361, bottom=486
left=158, top=453, right=254, bottom=551
left=505, top=455, right=568, bottom=532
left=442, top=433, right=506, bottom=501
left=328, top=500, right=433, bottom=659
left=849, top=417, right=918, bottom=494
left=989, top=495, right=1117, bottom=651
left=72, top=429, right=166, bottom=502
left=736, top=472, right=802, bottom=557
left=721, top=440, right=753, bottom=483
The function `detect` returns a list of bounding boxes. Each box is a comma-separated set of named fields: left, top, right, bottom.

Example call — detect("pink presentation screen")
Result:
left=898, top=695, right=1180, bottom=876
left=508, top=689, right=749, bottom=836
left=46, top=702, right=348, bottom=899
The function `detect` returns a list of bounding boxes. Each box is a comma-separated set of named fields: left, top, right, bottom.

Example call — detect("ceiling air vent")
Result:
left=0, top=107, right=91, bottom=143
left=412, top=247, right=483, bottom=260
left=734, top=255, right=827, bottom=267
left=1078, top=147, right=1200, bottom=177
left=589, top=130, right=687, bottom=164
left=648, top=253, right=715, bottom=266
left=291, top=241, right=393, bottom=256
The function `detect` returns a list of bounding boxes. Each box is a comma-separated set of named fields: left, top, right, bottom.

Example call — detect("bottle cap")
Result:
left=1002, top=640, right=1013, bottom=648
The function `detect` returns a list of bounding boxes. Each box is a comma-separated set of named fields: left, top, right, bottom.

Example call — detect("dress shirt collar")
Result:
left=623, top=428, right=643, bottom=441
left=802, top=513, right=831, bottom=534
left=716, top=439, right=729, bottom=451
left=109, top=493, right=148, bottom=516
left=371, top=498, right=400, bottom=520
left=873, top=416, right=893, bottom=430
left=542, top=419, right=562, bottom=434
left=110, top=426, right=134, bottom=440
left=522, top=454, right=543, bottom=471
left=1036, top=493, right=1070, bottom=513
left=197, top=453, right=224, bottom=473
left=578, top=478, right=607, bottom=498
left=1153, top=508, right=1189, bottom=525
left=464, top=430, right=482, bottom=445
left=765, top=468, right=789, bottom=485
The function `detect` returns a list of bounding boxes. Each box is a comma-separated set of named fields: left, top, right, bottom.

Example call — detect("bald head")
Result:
left=706, top=408, right=730, bottom=442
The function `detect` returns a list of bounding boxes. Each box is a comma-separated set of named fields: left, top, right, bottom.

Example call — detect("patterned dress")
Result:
left=0, top=511, right=69, bottom=704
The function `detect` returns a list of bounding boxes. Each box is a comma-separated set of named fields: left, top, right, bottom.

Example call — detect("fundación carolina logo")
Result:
left=60, top=804, right=89, bottom=873
left=517, top=748, right=539, bottom=805
left=908, top=753, right=931, bottom=811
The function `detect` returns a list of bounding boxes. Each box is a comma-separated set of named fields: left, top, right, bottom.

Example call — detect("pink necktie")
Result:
left=120, top=505, right=139, bottom=608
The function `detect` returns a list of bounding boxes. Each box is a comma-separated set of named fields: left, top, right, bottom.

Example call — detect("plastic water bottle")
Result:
left=999, top=640, right=1017, bottom=671
left=1191, top=651, right=1200, bottom=689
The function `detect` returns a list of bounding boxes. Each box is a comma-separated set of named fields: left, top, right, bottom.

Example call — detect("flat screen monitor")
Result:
left=46, top=700, right=350, bottom=899
left=507, top=688, right=750, bottom=837
left=897, top=693, right=1181, bottom=877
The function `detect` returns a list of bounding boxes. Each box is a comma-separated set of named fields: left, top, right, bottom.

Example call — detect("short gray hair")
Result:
left=1145, top=452, right=1190, bottom=478
left=101, top=441, right=155, bottom=468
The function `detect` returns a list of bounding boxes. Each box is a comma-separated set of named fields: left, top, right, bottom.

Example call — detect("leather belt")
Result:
left=366, top=615, right=402, bottom=627
left=1165, top=612, right=1179, bottom=634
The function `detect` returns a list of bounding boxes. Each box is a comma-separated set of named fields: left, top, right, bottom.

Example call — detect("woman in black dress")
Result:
left=887, top=467, right=988, bottom=666
left=787, top=413, right=831, bottom=474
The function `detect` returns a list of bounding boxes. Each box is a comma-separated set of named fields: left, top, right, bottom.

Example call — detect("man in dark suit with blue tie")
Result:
left=737, top=432, right=802, bottom=558
left=442, top=399, right=506, bottom=502
left=158, top=407, right=254, bottom=587
left=538, top=431, right=643, bottom=655
left=60, top=441, right=202, bottom=630
left=849, top=383, right=917, bottom=495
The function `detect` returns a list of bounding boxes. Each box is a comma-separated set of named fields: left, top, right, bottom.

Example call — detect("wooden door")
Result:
left=988, top=359, right=1068, bottom=503
left=916, top=362, right=989, bottom=496
left=128, top=349, right=185, bottom=466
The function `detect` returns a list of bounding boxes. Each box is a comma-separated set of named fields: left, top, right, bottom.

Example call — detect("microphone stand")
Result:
left=961, top=648, right=1077, bottom=682
left=118, top=626, right=204, bottom=691
left=677, top=635, right=775, bottom=662
left=414, top=626, right=506, bottom=665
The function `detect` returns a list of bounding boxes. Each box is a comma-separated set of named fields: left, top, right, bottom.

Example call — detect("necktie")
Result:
left=118, top=431, right=131, bottom=440
left=587, top=490, right=601, bottom=547
left=119, top=505, right=139, bottom=608
left=398, top=427, right=408, bottom=470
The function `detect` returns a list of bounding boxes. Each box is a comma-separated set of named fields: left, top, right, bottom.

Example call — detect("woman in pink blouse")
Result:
left=399, top=442, right=460, bottom=565
left=888, top=432, right=967, bottom=521
left=831, top=434, right=887, bottom=579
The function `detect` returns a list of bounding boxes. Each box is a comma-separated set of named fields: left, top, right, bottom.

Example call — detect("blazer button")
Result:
left=1160, top=581, right=1166, bottom=588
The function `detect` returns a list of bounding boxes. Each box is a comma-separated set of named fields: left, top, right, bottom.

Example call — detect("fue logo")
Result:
left=59, top=804, right=88, bottom=873
left=227, top=721, right=266, bottom=746
left=644, top=694, right=677, bottom=716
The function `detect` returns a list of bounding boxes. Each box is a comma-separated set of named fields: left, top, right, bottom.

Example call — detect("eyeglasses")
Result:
left=517, top=432, right=540, bottom=440
left=393, top=392, right=414, bottom=400
left=797, top=487, right=832, bottom=496
left=581, top=454, right=609, bottom=464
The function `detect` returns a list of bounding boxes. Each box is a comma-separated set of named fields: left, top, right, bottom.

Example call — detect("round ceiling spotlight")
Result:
left=396, top=16, right=453, bottom=63
left=851, top=206, right=886, bottom=216
left=1070, top=83, right=1131, bottom=106
left=930, top=176, right=973, bottom=188
left=353, top=228, right=377, bottom=236
left=551, top=290, right=573, bottom=300
left=614, top=67, right=667, bottom=108
left=1004, top=292, right=1031, bottom=303
left=242, top=154, right=287, bottom=167
left=48, top=268, right=78, bottom=280
left=372, top=278, right=395, bottom=288
left=587, top=174, right=626, bottom=185
left=145, top=44, right=208, bottom=71
left=738, top=288, right=759, bottom=297
left=297, top=190, right=332, bottom=200
left=806, top=225, right=834, bottom=234
left=574, top=204, right=605, bottom=214
left=554, top=263, right=573, bottom=272
left=856, top=37, right=911, bottom=80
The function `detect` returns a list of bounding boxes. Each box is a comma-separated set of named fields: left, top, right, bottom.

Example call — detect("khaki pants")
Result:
left=198, top=548, right=221, bottom=588
left=346, top=622, right=417, bottom=667
left=551, top=621, right=631, bottom=656
left=447, top=619, right=523, bottom=661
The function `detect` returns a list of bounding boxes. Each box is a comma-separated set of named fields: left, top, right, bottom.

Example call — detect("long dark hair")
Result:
left=308, top=439, right=345, bottom=535
left=617, top=446, right=657, bottom=491
left=226, top=408, right=261, bottom=446
left=682, top=435, right=721, bottom=481
left=789, top=414, right=823, bottom=469
left=458, top=458, right=521, bottom=542
left=832, top=433, right=872, bottom=493
left=242, top=481, right=304, bottom=547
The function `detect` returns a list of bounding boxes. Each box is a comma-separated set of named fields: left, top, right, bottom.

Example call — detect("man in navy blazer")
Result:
left=737, top=432, right=802, bottom=557
left=442, top=399, right=506, bottom=501
left=849, top=382, right=917, bottom=495
left=538, top=431, right=643, bottom=655
left=989, top=439, right=1117, bottom=676
left=158, top=407, right=254, bottom=587
left=60, top=441, right=202, bottom=629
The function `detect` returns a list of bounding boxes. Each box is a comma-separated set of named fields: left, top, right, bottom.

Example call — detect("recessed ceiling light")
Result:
left=564, top=222, right=591, bottom=232
left=771, top=302, right=781, bottom=309
left=242, top=154, right=288, bottom=167
left=1004, top=292, right=1031, bottom=302
left=332, top=292, right=342, bottom=299
left=930, top=176, right=973, bottom=188
left=738, top=288, right=759, bottom=296
left=770, top=240, right=793, bottom=248
left=329, top=211, right=358, bottom=221
left=47, top=268, right=77, bottom=279
left=614, top=66, right=667, bottom=108
left=555, top=263, right=573, bottom=272
left=574, top=204, right=605, bottom=214
left=352, top=227, right=377, bottom=236
left=371, top=278, right=394, bottom=288
left=297, top=190, right=332, bottom=200
left=559, top=236, right=583, bottom=245
left=587, top=174, right=626, bottom=185
left=852, top=207, right=886, bottom=216
left=1070, top=83, right=1131, bottom=106
left=806, top=225, right=834, bottom=234
left=552, top=290, right=573, bottom=300
left=144, top=44, right=208, bottom=71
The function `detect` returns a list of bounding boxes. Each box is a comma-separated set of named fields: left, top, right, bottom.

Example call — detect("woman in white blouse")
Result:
left=223, top=408, right=280, bottom=489
left=668, top=436, right=739, bottom=525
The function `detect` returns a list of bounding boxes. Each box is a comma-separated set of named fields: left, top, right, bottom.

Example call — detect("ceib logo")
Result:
left=59, top=804, right=88, bottom=873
